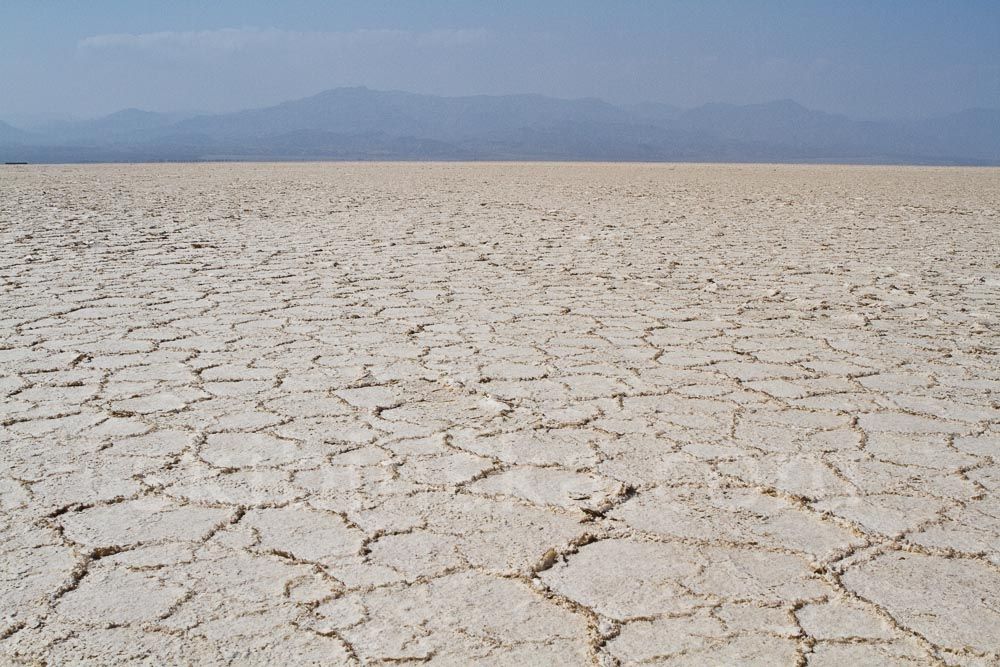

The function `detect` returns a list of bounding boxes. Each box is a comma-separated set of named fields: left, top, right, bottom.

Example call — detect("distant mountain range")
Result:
left=2, top=87, right=998, bottom=164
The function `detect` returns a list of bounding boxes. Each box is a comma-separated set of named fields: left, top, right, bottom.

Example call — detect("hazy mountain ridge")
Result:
left=0, top=120, right=34, bottom=145
left=2, top=87, right=997, bottom=164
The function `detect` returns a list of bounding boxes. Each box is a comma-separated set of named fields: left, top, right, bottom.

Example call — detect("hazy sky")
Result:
left=2, top=1, right=998, bottom=121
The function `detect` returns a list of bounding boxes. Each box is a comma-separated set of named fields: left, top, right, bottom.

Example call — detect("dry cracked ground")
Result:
left=1, top=162, right=998, bottom=666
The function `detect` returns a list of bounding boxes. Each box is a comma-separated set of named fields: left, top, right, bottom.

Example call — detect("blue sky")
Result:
left=2, top=1, right=998, bottom=120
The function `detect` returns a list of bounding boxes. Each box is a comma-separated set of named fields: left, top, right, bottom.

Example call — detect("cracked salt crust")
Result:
left=1, top=162, right=998, bottom=665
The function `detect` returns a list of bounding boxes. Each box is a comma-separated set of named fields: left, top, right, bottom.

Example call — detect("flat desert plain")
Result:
left=1, top=162, right=999, bottom=666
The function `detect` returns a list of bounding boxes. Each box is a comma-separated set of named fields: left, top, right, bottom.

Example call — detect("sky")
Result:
left=1, top=1, right=998, bottom=122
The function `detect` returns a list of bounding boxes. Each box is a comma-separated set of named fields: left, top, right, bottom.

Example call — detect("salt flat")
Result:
left=1, top=162, right=998, bottom=665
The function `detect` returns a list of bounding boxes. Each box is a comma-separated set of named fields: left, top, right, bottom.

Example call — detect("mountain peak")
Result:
left=766, top=98, right=807, bottom=109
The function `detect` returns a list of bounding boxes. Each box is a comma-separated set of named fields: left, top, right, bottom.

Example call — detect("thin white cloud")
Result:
left=78, top=27, right=489, bottom=54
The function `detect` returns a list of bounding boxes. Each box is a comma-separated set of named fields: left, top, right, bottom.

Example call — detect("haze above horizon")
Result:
left=2, top=0, right=998, bottom=122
